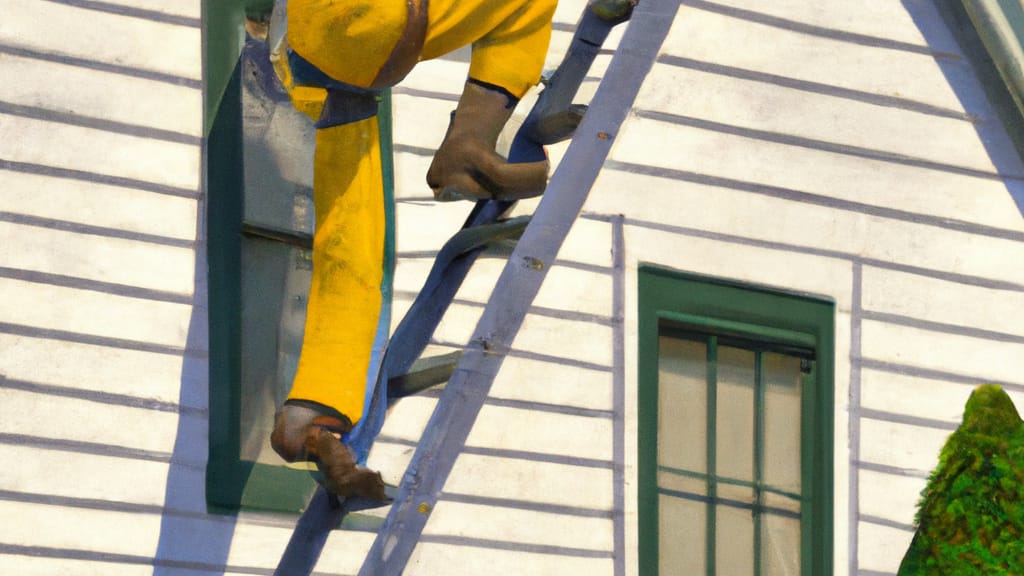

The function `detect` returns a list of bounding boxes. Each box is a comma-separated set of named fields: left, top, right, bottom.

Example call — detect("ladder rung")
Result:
left=388, top=351, right=463, bottom=399
left=440, top=215, right=530, bottom=260
left=527, top=103, right=587, bottom=145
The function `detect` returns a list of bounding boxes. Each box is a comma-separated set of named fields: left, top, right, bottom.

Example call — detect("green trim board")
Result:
left=205, top=61, right=247, bottom=511
left=203, top=7, right=398, bottom=513
left=202, top=0, right=275, bottom=136
left=638, top=265, right=834, bottom=575
left=202, top=0, right=243, bottom=137
left=205, top=55, right=321, bottom=513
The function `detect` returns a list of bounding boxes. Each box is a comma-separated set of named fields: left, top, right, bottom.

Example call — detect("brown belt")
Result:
left=370, top=0, right=429, bottom=89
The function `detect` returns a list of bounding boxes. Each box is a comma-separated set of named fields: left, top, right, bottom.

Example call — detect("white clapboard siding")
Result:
left=0, top=277, right=198, bottom=349
left=0, top=334, right=198, bottom=405
left=858, top=468, right=927, bottom=529
left=0, top=0, right=210, bottom=573
left=407, top=541, right=615, bottom=576
left=0, top=220, right=197, bottom=294
left=424, top=500, right=614, bottom=550
left=443, top=450, right=616, bottom=510
left=0, top=171, right=199, bottom=241
left=0, top=52, right=202, bottom=138
left=468, top=404, right=614, bottom=461
left=0, top=0, right=201, bottom=81
left=619, top=224, right=859, bottom=305
left=593, top=3, right=1024, bottom=576
left=78, top=0, right=201, bottom=20
left=0, top=115, right=200, bottom=191
left=0, top=387, right=192, bottom=458
left=858, top=520, right=919, bottom=575
left=0, top=556, right=156, bottom=576
left=391, top=211, right=621, bottom=571
left=5, top=0, right=1024, bottom=574
left=861, top=265, right=1024, bottom=338
left=490, top=356, right=615, bottom=411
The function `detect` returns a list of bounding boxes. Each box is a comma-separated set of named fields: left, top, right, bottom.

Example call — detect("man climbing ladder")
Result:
left=268, top=0, right=559, bottom=501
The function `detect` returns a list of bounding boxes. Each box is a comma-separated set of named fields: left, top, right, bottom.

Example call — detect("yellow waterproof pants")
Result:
left=284, top=0, right=556, bottom=423
left=286, top=117, right=386, bottom=421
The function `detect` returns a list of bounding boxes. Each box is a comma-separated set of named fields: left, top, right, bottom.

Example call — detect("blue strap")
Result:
left=287, top=47, right=382, bottom=129
left=287, top=47, right=377, bottom=94
left=315, top=89, right=380, bottom=129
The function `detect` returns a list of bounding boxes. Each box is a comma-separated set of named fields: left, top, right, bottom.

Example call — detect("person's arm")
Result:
left=426, top=81, right=549, bottom=201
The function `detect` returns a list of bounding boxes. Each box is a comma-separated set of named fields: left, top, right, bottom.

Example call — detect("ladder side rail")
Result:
left=357, top=2, right=675, bottom=574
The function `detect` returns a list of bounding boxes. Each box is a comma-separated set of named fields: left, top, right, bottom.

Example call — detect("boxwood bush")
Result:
left=899, top=384, right=1024, bottom=574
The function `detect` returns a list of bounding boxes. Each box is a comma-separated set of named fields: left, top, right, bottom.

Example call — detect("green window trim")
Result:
left=203, top=3, right=397, bottom=513
left=638, top=265, right=834, bottom=575
left=203, top=0, right=274, bottom=137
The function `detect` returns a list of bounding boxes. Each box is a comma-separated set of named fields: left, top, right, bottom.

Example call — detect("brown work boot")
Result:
left=271, top=404, right=388, bottom=501
left=305, top=427, right=387, bottom=501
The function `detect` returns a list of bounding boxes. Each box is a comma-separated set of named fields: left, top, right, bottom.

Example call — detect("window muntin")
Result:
left=656, top=330, right=809, bottom=575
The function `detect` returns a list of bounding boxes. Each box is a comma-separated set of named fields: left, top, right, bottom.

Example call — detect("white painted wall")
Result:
left=0, top=0, right=209, bottom=573
left=577, top=2, right=1024, bottom=575
left=2, top=0, right=1023, bottom=575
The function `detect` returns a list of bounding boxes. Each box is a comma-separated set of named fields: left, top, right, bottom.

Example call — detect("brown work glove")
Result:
left=427, top=81, right=549, bottom=202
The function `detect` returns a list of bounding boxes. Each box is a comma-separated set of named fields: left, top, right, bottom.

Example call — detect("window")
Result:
left=204, top=4, right=396, bottom=512
left=638, top=266, right=833, bottom=575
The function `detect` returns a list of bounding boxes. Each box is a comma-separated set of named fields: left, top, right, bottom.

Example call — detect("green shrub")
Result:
left=898, top=384, right=1024, bottom=575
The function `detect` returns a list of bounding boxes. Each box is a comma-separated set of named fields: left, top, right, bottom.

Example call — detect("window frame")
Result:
left=638, top=265, right=834, bottom=575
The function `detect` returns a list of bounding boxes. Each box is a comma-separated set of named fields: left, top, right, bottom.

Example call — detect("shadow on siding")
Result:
left=908, top=0, right=1024, bottom=219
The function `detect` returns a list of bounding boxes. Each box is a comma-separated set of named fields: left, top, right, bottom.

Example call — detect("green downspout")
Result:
left=961, top=0, right=1024, bottom=119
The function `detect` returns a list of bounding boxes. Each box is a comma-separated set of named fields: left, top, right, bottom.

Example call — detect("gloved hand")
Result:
left=427, top=81, right=549, bottom=202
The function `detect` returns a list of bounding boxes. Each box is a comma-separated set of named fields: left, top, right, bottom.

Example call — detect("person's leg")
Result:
left=270, top=109, right=389, bottom=501
left=290, top=115, right=386, bottom=420
left=268, top=1, right=557, bottom=499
